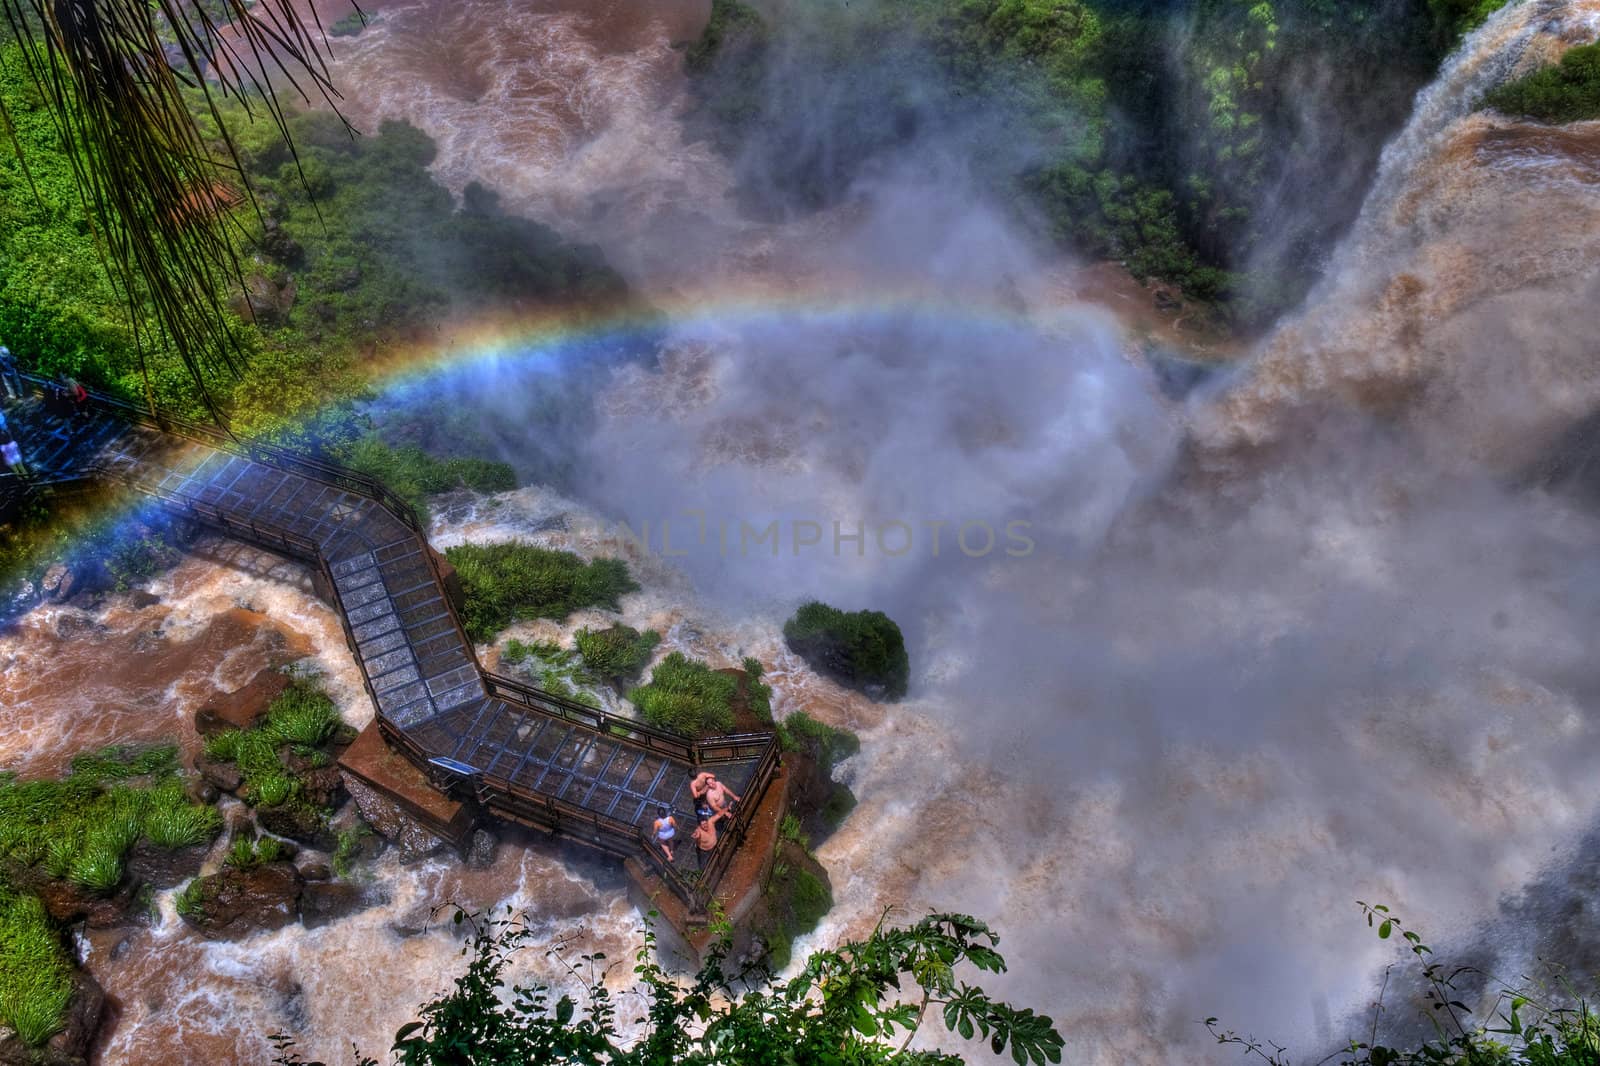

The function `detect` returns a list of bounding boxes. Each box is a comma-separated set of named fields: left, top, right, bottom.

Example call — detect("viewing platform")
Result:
left=0, top=376, right=781, bottom=918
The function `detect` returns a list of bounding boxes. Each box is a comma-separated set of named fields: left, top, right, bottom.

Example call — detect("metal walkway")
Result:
left=1, top=378, right=778, bottom=911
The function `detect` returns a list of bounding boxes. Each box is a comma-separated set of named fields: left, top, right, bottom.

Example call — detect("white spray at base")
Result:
left=7, top=0, right=1600, bottom=1061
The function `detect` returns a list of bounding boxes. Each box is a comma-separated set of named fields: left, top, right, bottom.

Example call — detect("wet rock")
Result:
left=124, top=841, right=209, bottom=890
left=127, top=589, right=161, bottom=609
left=194, top=667, right=293, bottom=735
left=47, top=972, right=105, bottom=1066
left=300, top=881, right=382, bottom=930
left=40, top=564, right=75, bottom=603
left=297, top=765, right=345, bottom=810
left=465, top=828, right=498, bottom=869
left=297, top=861, right=332, bottom=882
left=256, top=804, right=334, bottom=851
left=12, top=869, right=140, bottom=929
left=180, top=863, right=304, bottom=940
left=185, top=777, right=220, bottom=806
left=387, top=899, right=452, bottom=939
left=196, top=756, right=244, bottom=795
left=345, top=778, right=447, bottom=863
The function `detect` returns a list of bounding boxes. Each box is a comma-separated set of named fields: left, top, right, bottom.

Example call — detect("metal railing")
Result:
left=42, top=379, right=785, bottom=913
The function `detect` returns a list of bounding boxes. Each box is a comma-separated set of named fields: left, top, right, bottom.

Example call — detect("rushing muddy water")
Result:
left=7, top=0, right=1600, bottom=1063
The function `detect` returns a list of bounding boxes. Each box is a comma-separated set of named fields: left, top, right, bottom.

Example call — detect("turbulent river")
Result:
left=4, top=0, right=1600, bottom=1062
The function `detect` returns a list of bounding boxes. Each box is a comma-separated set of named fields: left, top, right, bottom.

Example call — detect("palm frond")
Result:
left=0, top=0, right=358, bottom=424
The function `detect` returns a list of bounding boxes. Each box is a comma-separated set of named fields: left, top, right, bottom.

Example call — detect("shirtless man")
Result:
left=690, top=771, right=717, bottom=821
left=705, top=774, right=741, bottom=815
left=691, top=809, right=726, bottom=868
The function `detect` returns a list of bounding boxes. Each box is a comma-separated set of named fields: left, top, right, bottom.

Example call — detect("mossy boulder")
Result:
left=177, top=863, right=303, bottom=940
left=783, top=602, right=909, bottom=700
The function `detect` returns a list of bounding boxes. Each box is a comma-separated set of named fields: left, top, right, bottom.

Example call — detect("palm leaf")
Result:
left=0, top=0, right=359, bottom=425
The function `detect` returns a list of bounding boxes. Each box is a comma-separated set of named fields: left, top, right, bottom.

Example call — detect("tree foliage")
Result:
left=784, top=601, right=910, bottom=701
left=1210, top=902, right=1600, bottom=1066
left=0, top=0, right=349, bottom=418
left=444, top=541, right=638, bottom=643
left=1481, top=41, right=1600, bottom=125
left=627, top=652, right=738, bottom=737
left=270, top=908, right=1065, bottom=1066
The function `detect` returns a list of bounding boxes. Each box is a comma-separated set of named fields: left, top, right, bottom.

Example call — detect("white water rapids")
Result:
left=4, top=0, right=1600, bottom=1062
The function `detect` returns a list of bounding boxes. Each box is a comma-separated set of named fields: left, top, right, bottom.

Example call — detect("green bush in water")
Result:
left=627, top=653, right=738, bottom=737
left=143, top=803, right=223, bottom=849
left=0, top=888, right=72, bottom=1046
left=783, top=601, right=909, bottom=700
left=574, top=625, right=660, bottom=683
left=263, top=685, right=343, bottom=748
left=1481, top=41, right=1600, bottom=124
left=444, top=541, right=638, bottom=643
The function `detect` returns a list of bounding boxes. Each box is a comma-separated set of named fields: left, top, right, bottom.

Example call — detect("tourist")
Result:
left=45, top=376, right=69, bottom=416
left=0, top=344, right=19, bottom=401
left=2, top=436, right=28, bottom=479
left=690, top=770, right=716, bottom=821
left=652, top=806, right=677, bottom=863
left=692, top=808, right=725, bottom=869
left=66, top=376, right=89, bottom=419
left=705, top=774, right=741, bottom=816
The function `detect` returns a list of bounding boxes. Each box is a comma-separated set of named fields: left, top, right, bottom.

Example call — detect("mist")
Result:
left=329, top=0, right=1600, bottom=1060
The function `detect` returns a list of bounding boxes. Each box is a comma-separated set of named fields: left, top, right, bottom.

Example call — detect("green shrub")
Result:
left=174, top=878, right=207, bottom=919
left=67, top=842, right=124, bottom=894
left=1481, top=41, right=1600, bottom=123
left=203, top=729, right=243, bottom=762
left=143, top=803, right=223, bottom=849
left=778, top=711, right=861, bottom=771
left=263, top=685, right=343, bottom=748
left=783, top=602, right=909, bottom=700
left=251, top=775, right=297, bottom=809
left=331, top=825, right=373, bottom=879
left=68, top=744, right=178, bottom=782
left=574, top=625, right=660, bottom=683
left=444, top=541, right=638, bottom=642
left=340, top=435, right=517, bottom=522
left=0, top=888, right=72, bottom=1046
left=627, top=653, right=738, bottom=737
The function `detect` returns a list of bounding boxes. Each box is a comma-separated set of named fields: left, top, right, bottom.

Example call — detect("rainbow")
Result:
left=1, top=283, right=1148, bottom=594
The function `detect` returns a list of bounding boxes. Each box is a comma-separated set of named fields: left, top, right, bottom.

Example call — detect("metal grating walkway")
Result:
left=1, top=386, right=771, bottom=884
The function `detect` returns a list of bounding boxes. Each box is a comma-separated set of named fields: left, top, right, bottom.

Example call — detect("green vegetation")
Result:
left=779, top=710, right=861, bottom=770
left=269, top=908, right=1063, bottom=1066
left=496, top=637, right=603, bottom=707
left=573, top=625, right=660, bottom=684
left=445, top=541, right=637, bottom=642
left=627, top=652, right=738, bottom=737
left=328, top=11, right=368, bottom=37
left=1481, top=41, right=1600, bottom=124
left=202, top=681, right=351, bottom=843
left=783, top=601, right=909, bottom=700
left=1210, top=901, right=1600, bottom=1065
left=1428, top=0, right=1508, bottom=45
left=684, top=0, right=1448, bottom=328
left=332, top=825, right=374, bottom=880
left=0, top=745, right=221, bottom=895
left=339, top=434, right=517, bottom=521
left=0, top=48, right=629, bottom=438
left=223, top=832, right=292, bottom=870
left=0, top=745, right=220, bottom=1045
left=0, top=886, right=73, bottom=1047
left=174, top=877, right=206, bottom=920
